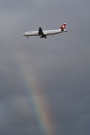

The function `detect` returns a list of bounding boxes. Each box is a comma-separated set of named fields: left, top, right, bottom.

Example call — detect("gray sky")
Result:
left=0, top=0, right=90, bottom=135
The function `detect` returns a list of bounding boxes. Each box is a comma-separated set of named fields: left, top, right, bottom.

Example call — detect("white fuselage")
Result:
left=23, top=29, right=62, bottom=37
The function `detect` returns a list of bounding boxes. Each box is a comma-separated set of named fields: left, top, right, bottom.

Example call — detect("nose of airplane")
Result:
left=23, top=33, right=26, bottom=36
left=23, top=32, right=29, bottom=36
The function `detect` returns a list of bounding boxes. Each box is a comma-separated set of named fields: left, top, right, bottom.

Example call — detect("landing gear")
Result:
left=40, top=36, right=47, bottom=39
left=27, top=37, right=28, bottom=39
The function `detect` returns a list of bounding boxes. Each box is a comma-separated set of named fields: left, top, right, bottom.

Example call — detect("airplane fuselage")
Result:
left=23, top=29, right=62, bottom=36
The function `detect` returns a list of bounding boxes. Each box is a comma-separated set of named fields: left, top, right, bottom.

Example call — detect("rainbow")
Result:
left=16, top=54, right=53, bottom=135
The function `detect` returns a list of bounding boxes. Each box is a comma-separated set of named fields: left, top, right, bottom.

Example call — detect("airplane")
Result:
left=23, top=23, right=67, bottom=39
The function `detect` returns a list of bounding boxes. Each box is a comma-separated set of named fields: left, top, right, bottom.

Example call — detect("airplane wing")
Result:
left=38, top=27, right=47, bottom=38
left=38, top=27, right=44, bottom=35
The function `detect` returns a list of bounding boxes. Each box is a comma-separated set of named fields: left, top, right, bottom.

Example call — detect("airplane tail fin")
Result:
left=60, top=23, right=66, bottom=31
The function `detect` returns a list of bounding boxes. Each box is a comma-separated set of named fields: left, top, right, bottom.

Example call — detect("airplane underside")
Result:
left=26, top=34, right=47, bottom=39
left=40, top=35, right=47, bottom=39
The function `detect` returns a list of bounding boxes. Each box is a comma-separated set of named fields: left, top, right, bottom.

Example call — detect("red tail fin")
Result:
left=60, top=23, right=66, bottom=31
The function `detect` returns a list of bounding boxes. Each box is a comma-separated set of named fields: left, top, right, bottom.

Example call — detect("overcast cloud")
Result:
left=0, top=0, right=90, bottom=135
